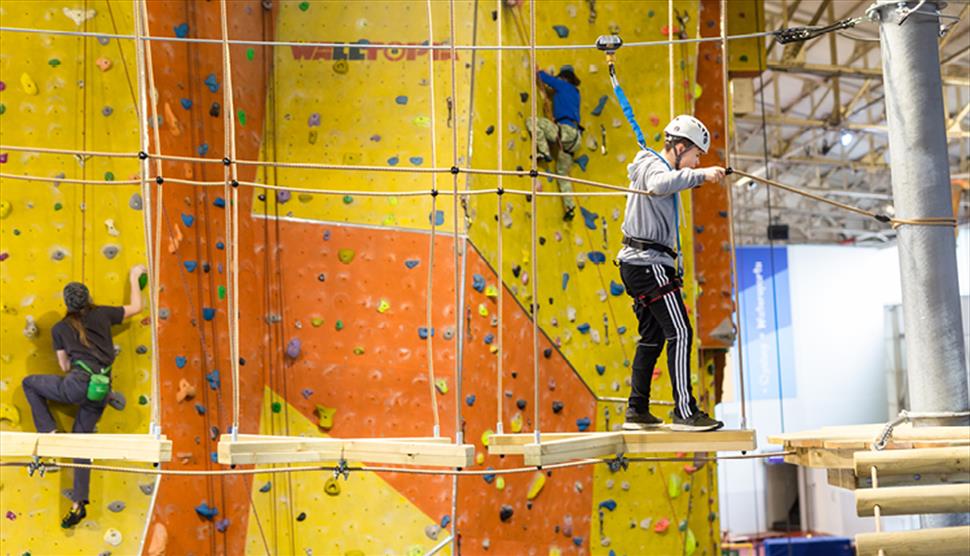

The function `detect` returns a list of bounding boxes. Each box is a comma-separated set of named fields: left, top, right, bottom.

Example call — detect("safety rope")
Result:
left=424, top=0, right=442, bottom=439
left=495, top=0, right=506, bottom=436
left=528, top=0, right=541, bottom=446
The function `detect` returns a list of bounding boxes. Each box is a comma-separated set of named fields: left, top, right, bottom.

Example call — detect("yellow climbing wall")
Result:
left=251, top=1, right=719, bottom=554
left=0, top=2, right=156, bottom=553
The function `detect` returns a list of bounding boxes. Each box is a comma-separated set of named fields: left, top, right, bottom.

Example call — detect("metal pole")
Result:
left=871, top=0, right=969, bottom=529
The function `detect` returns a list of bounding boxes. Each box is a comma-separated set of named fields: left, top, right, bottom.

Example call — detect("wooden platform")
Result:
left=0, top=432, right=173, bottom=463
left=217, top=434, right=475, bottom=467
left=488, top=429, right=757, bottom=466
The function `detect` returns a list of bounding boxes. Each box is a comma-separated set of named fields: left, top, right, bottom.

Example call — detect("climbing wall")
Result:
left=0, top=2, right=157, bottom=553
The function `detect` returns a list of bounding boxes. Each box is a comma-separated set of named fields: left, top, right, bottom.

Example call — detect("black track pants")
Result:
left=619, top=262, right=698, bottom=418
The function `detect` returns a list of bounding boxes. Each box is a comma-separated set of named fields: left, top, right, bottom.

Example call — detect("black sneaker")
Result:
left=563, top=206, right=576, bottom=222
left=535, top=152, right=553, bottom=163
left=670, top=411, right=724, bottom=432
left=61, top=503, right=86, bottom=529
left=622, top=407, right=663, bottom=430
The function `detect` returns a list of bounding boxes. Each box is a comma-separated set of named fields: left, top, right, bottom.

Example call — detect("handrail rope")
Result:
left=528, top=0, right=541, bottom=446
left=424, top=0, right=442, bottom=439
left=495, top=0, right=506, bottom=436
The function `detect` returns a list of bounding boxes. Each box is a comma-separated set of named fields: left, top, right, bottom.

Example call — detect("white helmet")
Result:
left=664, top=115, right=711, bottom=154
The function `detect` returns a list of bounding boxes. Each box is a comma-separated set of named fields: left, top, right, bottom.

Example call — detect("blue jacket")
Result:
left=538, top=71, right=581, bottom=128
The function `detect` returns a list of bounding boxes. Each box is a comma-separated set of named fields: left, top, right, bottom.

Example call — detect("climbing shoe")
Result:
left=670, top=411, right=724, bottom=432
left=535, top=152, right=553, bottom=163
left=61, top=503, right=86, bottom=529
left=563, top=206, right=576, bottom=222
left=621, top=407, right=663, bottom=430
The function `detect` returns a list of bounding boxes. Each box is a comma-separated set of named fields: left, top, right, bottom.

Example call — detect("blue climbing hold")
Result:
left=577, top=323, right=591, bottom=334
left=591, top=95, right=608, bottom=116
left=175, top=356, right=187, bottom=369
left=580, top=206, right=599, bottom=230
left=562, top=273, right=569, bottom=290
left=259, top=482, right=271, bottom=493
left=599, top=499, right=617, bottom=511
left=483, top=468, right=496, bottom=483
left=595, top=364, right=606, bottom=375
left=465, top=394, right=476, bottom=407
left=184, top=260, right=198, bottom=272
left=409, top=156, right=424, bottom=166
left=418, top=327, right=435, bottom=339
left=323, top=230, right=331, bottom=241
left=197, top=143, right=209, bottom=157
left=206, top=370, right=220, bottom=390
left=173, top=23, right=189, bottom=38
left=472, top=273, right=486, bottom=293
left=609, top=281, right=625, bottom=296
left=573, top=537, right=584, bottom=547
left=395, top=95, right=408, bottom=105
left=483, top=333, right=494, bottom=345
left=387, top=156, right=399, bottom=166
left=576, top=417, right=591, bottom=431
left=429, top=210, right=445, bottom=226
left=210, top=451, right=218, bottom=463
left=215, top=241, right=225, bottom=250
left=574, top=154, right=590, bottom=171
left=204, top=73, right=220, bottom=93
left=202, top=307, right=215, bottom=321
left=180, top=98, right=192, bottom=110
left=404, top=259, right=420, bottom=269
left=195, top=502, right=218, bottom=520
left=440, top=514, right=451, bottom=528
left=195, top=403, right=206, bottom=415
left=301, top=388, right=313, bottom=399
left=552, top=25, right=569, bottom=38
left=213, top=197, right=225, bottom=208
left=588, top=251, right=606, bottom=264
left=617, top=325, right=627, bottom=335
left=181, top=213, right=194, bottom=227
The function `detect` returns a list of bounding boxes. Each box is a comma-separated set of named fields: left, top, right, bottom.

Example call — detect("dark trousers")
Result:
left=619, top=262, right=699, bottom=418
left=22, top=371, right=106, bottom=504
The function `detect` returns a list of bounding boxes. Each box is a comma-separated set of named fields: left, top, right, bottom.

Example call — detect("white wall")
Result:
left=717, top=226, right=970, bottom=537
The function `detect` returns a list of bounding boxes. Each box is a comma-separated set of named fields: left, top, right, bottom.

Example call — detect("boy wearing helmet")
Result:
left=529, top=64, right=582, bottom=221
left=616, top=115, right=726, bottom=431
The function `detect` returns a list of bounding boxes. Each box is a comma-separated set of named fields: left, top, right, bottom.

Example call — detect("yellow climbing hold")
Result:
left=338, top=248, right=355, bottom=264
left=353, top=346, right=365, bottom=355
left=495, top=476, right=506, bottom=490
left=510, top=412, right=523, bottom=433
left=685, top=527, right=697, bottom=555
left=0, top=402, right=20, bottom=425
left=405, top=547, right=423, bottom=556
left=549, top=547, right=563, bottom=556
left=345, top=551, right=365, bottom=556
left=478, top=303, right=489, bottom=317
left=434, top=378, right=448, bottom=394
left=20, top=73, right=38, bottom=95
left=481, top=428, right=493, bottom=447
left=311, top=317, right=324, bottom=327
left=0, top=200, right=11, bottom=219
left=485, top=285, right=499, bottom=298
left=412, top=115, right=431, bottom=128
left=489, top=345, right=499, bottom=354
left=324, top=477, right=341, bottom=495
left=377, top=299, right=390, bottom=313
left=475, top=452, right=485, bottom=465
left=527, top=471, right=546, bottom=500
left=315, top=404, right=336, bottom=430
left=668, top=473, right=683, bottom=499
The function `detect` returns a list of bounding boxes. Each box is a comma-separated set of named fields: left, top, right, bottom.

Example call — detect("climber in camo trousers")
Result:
left=529, top=64, right=582, bottom=221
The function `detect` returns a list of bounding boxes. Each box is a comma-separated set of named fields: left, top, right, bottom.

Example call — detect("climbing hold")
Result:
left=577, top=323, right=590, bottom=334
left=0, top=200, right=10, bottom=219
left=387, top=156, right=399, bottom=166
left=483, top=468, right=496, bottom=483
left=104, top=171, right=115, bottom=181
left=595, top=364, right=606, bottom=375
left=206, top=370, right=220, bottom=390
left=204, top=73, right=220, bottom=93
left=337, top=249, right=355, bottom=264
left=587, top=251, right=606, bottom=264
left=175, top=356, right=187, bottom=369
left=20, top=73, right=38, bottom=95
left=296, top=512, right=307, bottom=523
left=180, top=98, right=192, bottom=110
left=654, top=518, right=670, bottom=533
left=195, top=404, right=205, bottom=415
left=580, top=207, right=599, bottom=230
left=286, top=338, right=301, bottom=358
left=481, top=429, right=493, bottom=447
left=107, top=501, right=126, bottom=513
left=311, top=317, right=324, bottom=327
left=599, top=499, right=617, bottom=512
left=485, top=285, right=498, bottom=298
left=202, top=307, right=215, bottom=321
left=95, top=57, right=112, bottom=72
left=377, top=299, right=390, bottom=313
left=527, top=471, right=546, bottom=500
left=209, top=102, right=221, bottom=117
left=335, top=320, right=344, bottom=330
left=217, top=285, right=226, bottom=299
left=324, top=477, right=341, bottom=496
left=184, top=260, right=198, bottom=272
left=576, top=417, right=591, bottom=431
left=101, top=106, right=113, bottom=117
left=215, top=518, right=230, bottom=532
left=552, top=400, right=564, bottom=414
left=101, top=245, right=120, bottom=260
left=315, top=404, right=335, bottom=430
left=298, top=0, right=310, bottom=10
left=259, top=482, right=271, bottom=493
left=418, top=327, right=434, bottom=339
left=510, top=412, right=523, bottom=433
left=195, top=502, right=219, bottom=520
left=246, top=48, right=255, bottom=61
left=308, top=112, right=321, bottom=127
left=173, top=22, right=189, bottom=37
left=395, top=95, right=408, bottom=105
left=465, top=394, right=476, bottom=406
left=176, top=379, right=196, bottom=402
left=499, top=505, right=514, bottom=522
left=103, top=528, right=123, bottom=546
left=552, top=25, right=569, bottom=38
left=472, top=273, right=486, bottom=293
left=435, top=378, right=449, bottom=394
left=574, top=154, right=590, bottom=171
left=425, top=524, right=440, bottom=540
left=181, top=213, right=194, bottom=227
left=478, top=303, right=489, bottom=317
left=516, top=399, right=527, bottom=410
left=668, top=474, right=683, bottom=498
left=609, top=281, right=625, bottom=296
left=483, top=333, right=494, bottom=345
left=591, top=95, right=608, bottom=116
left=412, top=117, right=430, bottom=128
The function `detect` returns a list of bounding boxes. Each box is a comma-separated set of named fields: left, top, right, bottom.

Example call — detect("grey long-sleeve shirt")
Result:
left=616, top=149, right=704, bottom=267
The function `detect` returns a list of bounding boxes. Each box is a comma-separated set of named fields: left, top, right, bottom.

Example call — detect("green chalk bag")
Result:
left=75, top=360, right=111, bottom=402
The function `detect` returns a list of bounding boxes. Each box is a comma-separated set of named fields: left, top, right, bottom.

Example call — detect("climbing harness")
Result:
left=622, top=236, right=678, bottom=260
left=75, top=360, right=112, bottom=403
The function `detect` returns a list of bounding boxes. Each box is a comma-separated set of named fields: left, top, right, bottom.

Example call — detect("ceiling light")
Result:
left=840, top=130, right=854, bottom=147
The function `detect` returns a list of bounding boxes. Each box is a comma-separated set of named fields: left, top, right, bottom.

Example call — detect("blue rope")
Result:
left=612, top=83, right=646, bottom=150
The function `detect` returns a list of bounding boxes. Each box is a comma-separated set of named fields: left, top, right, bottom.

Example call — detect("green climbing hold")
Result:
left=298, top=1, right=310, bottom=11
left=246, top=48, right=255, bottom=61
left=648, top=9, right=655, bottom=17
left=49, top=58, right=61, bottom=67
left=139, top=395, right=148, bottom=405
left=335, top=320, right=344, bottom=330
left=237, top=110, right=246, bottom=126
left=218, top=285, right=226, bottom=300
left=104, top=171, right=115, bottom=181
left=0, top=104, right=5, bottom=115
left=337, top=248, right=355, bottom=264
left=53, top=202, right=62, bottom=211
left=342, top=195, right=353, bottom=205
left=271, top=401, right=282, bottom=413
left=139, top=273, right=148, bottom=290
left=740, top=54, right=749, bottom=63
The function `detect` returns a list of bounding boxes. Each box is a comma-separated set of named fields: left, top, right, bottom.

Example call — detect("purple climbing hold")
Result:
left=102, top=106, right=113, bottom=117
left=0, top=253, right=9, bottom=262
left=404, top=259, right=420, bottom=269
left=591, top=95, right=608, bottom=116
left=180, top=98, right=192, bottom=109
left=174, top=23, right=189, bottom=38
left=206, top=370, right=220, bottom=390
left=5, top=510, right=16, bottom=520
left=204, top=73, right=219, bottom=93
left=215, top=518, right=230, bottom=532
left=276, top=190, right=291, bottom=204
left=181, top=213, right=194, bottom=227
left=395, top=95, right=408, bottom=105
left=202, top=307, right=215, bottom=321
left=574, top=154, right=589, bottom=171
left=308, top=112, right=321, bottom=127
left=286, top=338, right=301, bottom=359
left=175, top=356, right=187, bottom=368
left=552, top=25, right=569, bottom=38
left=301, top=388, right=313, bottom=399
left=370, top=134, right=381, bottom=142
left=195, top=502, right=218, bottom=520
left=323, top=230, right=331, bottom=241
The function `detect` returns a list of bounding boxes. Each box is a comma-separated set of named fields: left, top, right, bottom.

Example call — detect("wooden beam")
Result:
left=521, top=433, right=625, bottom=466
left=855, top=447, right=970, bottom=476
left=217, top=435, right=474, bottom=467
left=769, top=424, right=970, bottom=450
left=622, top=429, right=757, bottom=454
left=855, top=526, right=970, bottom=556
left=856, top=484, right=970, bottom=517
left=488, top=432, right=593, bottom=455
left=784, top=447, right=856, bottom=469
left=767, top=62, right=970, bottom=88
left=0, top=432, right=172, bottom=463
left=740, top=114, right=970, bottom=139
left=831, top=468, right=970, bottom=490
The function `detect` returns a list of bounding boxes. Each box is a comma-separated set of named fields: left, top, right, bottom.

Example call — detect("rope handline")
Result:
left=495, top=0, right=506, bottom=436
left=424, top=0, right=442, bottom=439
left=528, top=0, right=541, bottom=446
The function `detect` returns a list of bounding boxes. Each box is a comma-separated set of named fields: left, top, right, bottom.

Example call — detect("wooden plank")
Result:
left=623, top=429, right=756, bottom=454
left=217, top=436, right=474, bottom=467
left=488, top=433, right=605, bottom=456
left=231, top=434, right=454, bottom=444
left=0, top=432, right=172, bottom=463
left=521, top=433, right=625, bottom=466
left=855, top=472, right=970, bottom=489
left=855, top=526, right=970, bottom=556
left=784, top=447, right=855, bottom=469
left=769, top=425, right=970, bottom=450
left=856, top=484, right=970, bottom=517
left=855, top=447, right=970, bottom=476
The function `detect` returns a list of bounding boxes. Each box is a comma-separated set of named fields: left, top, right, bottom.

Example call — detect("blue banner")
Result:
left=737, top=246, right=796, bottom=400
